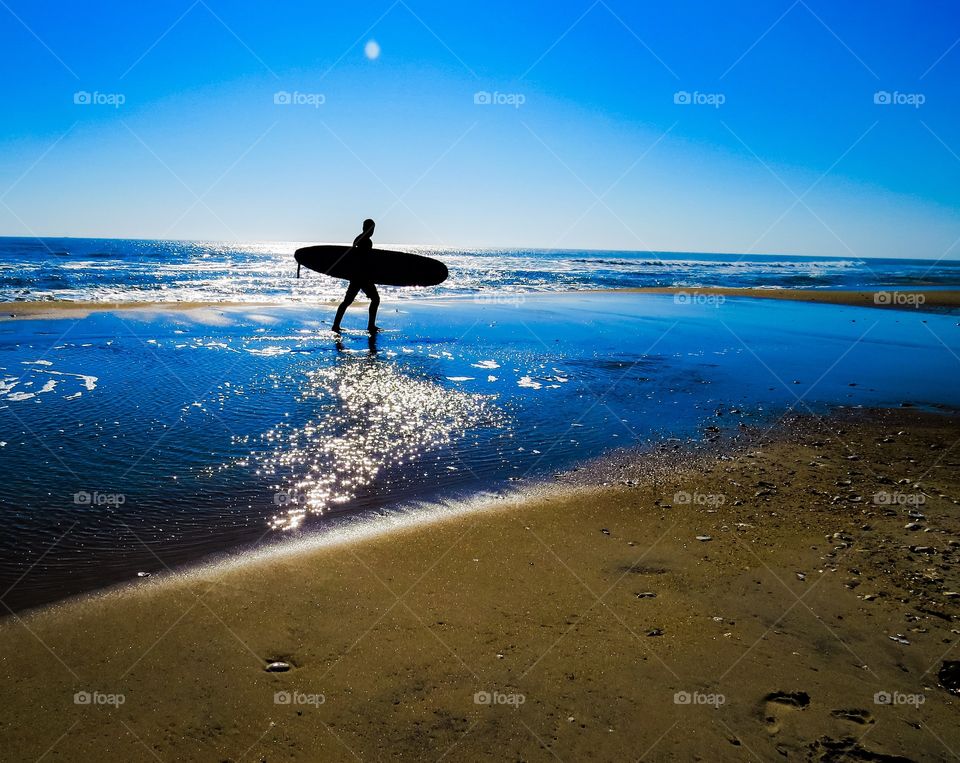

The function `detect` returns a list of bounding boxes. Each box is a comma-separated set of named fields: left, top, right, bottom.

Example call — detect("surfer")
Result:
left=331, top=218, right=380, bottom=334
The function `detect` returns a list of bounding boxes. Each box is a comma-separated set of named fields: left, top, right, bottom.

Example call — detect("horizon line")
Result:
left=0, top=233, right=955, bottom=264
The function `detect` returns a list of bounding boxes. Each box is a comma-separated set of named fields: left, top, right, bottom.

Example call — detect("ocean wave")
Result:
left=0, top=237, right=956, bottom=304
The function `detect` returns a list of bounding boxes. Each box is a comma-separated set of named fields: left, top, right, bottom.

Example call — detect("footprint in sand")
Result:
left=809, top=736, right=914, bottom=762
left=830, top=708, right=874, bottom=725
left=760, top=690, right=810, bottom=735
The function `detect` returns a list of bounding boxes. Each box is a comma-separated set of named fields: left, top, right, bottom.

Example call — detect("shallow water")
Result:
left=1, top=294, right=959, bottom=611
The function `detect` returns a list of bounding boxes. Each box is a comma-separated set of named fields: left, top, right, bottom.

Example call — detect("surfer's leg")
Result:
left=332, top=283, right=360, bottom=332
left=361, top=283, right=380, bottom=333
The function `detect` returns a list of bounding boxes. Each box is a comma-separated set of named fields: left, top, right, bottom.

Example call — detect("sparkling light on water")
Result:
left=252, top=358, right=504, bottom=530
left=9, top=237, right=954, bottom=305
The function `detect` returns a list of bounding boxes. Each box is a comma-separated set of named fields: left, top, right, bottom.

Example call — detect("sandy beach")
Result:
left=625, top=287, right=960, bottom=312
left=2, top=406, right=958, bottom=760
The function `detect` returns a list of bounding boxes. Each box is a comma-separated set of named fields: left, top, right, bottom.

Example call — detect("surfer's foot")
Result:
left=331, top=324, right=342, bottom=334
left=367, top=325, right=380, bottom=334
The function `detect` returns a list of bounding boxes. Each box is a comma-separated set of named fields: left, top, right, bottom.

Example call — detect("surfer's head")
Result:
left=362, top=218, right=376, bottom=233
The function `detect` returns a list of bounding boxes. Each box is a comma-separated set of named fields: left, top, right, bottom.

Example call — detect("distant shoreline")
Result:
left=2, top=287, right=958, bottom=320
left=619, top=286, right=960, bottom=310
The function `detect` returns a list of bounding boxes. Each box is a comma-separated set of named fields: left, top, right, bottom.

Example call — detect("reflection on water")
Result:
left=249, top=353, right=505, bottom=531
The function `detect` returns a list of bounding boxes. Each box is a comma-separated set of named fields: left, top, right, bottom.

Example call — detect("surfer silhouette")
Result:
left=331, top=218, right=380, bottom=334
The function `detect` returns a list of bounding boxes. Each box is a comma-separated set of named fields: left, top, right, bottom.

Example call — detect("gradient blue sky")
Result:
left=1, top=0, right=959, bottom=258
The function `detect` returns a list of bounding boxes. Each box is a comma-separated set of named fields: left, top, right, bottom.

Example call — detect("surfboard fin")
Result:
left=296, top=262, right=301, bottom=279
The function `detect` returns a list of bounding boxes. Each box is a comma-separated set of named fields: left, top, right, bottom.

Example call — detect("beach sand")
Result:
left=0, top=300, right=291, bottom=321
left=625, top=287, right=960, bottom=312
left=2, top=407, right=958, bottom=761
left=2, top=287, right=958, bottom=321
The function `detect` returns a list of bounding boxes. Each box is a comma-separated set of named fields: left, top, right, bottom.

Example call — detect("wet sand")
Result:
left=2, top=287, right=958, bottom=321
left=624, top=287, right=960, bottom=311
left=2, top=408, right=958, bottom=761
left=0, top=299, right=290, bottom=321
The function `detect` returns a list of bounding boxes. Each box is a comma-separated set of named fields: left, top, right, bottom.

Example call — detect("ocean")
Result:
left=2, top=237, right=959, bottom=303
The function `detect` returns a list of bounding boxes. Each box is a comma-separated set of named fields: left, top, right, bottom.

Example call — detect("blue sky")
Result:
left=1, top=0, right=959, bottom=258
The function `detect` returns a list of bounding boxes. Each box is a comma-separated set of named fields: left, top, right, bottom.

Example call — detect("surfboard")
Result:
left=294, top=245, right=448, bottom=287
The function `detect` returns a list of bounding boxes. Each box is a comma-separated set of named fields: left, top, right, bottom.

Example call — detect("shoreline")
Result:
left=623, top=286, right=960, bottom=311
left=0, top=299, right=303, bottom=321
left=2, top=407, right=958, bottom=759
left=6, top=428, right=722, bottom=621
left=2, top=286, right=958, bottom=320
left=8, top=485, right=569, bottom=622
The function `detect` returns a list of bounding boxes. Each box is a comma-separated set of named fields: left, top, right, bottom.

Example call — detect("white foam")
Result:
left=43, top=370, right=98, bottom=391
left=154, top=484, right=575, bottom=586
